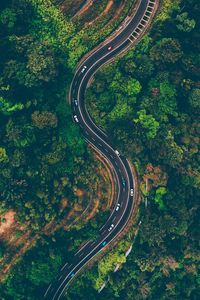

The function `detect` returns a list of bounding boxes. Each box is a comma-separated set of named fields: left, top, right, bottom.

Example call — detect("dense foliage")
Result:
left=0, top=0, right=120, bottom=298
left=0, top=0, right=199, bottom=299
left=66, top=0, right=199, bottom=299
left=0, top=0, right=93, bottom=231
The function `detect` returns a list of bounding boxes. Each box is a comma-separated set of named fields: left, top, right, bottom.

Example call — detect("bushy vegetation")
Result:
left=0, top=0, right=120, bottom=296
left=0, top=0, right=199, bottom=299
left=0, top=0, right=92, bottom=231
left=0, top=211, right=109, bottom=300
left=66, top=0, right=199, bottom=299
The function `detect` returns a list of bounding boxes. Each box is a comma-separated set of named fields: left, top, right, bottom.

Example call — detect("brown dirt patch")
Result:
left=59, top=197, right=68, bottom=210
left=59, top=0, right=86, bottom=16
left=73, top=0, right=94, bottom=18
left=87, top=0, right=114, bottom=25
left=0, top=210, right=16, bottom=236
left=93, top=1, right=125, bottom=36
left=0, top=143, right=113, bottom=281
left=74, top=188, right=85, bottom=197
left=91, top=147, right=115, bottom=210
left=86, top=199, right=100, bottom=221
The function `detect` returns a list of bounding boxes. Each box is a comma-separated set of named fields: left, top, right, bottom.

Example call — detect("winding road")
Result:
left=44, top=1, right=158, bottom=299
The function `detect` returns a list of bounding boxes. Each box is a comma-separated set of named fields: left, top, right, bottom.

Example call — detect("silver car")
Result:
left=81, top=65, right=87, bottom=73
left=116, top=203, right=120, bottom=211
left=130, top=188, right=134, bottom=196
left=108, top=224, right=114, bottom=232
left=74, top=115, right=79, bottom=123
left=115, top=150, right=120, bottom=156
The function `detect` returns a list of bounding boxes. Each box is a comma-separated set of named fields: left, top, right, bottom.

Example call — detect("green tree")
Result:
left=134, top=109, right=160, bottom=139
left=154, top=187, right=167, bottom=209
left=0, top=147, right=8, bottom=163
left=142, top=79, right=177, bottom=121
left=27, top=42, right=58, bottom=83
left=176, top=12, right=196, bottom=32
left=189, top=88, right=200, bottom=113
left=110, top=74, right=141, bottom=96
left=110, top=102, right=132, bottom=121
left=6, top=120, right=35, bottom=147
left=0, top=96, right=24, bottom=115
left=150, top=38, right=182, bottom=64
left=4, top=60, right=38, bottom=88
left=126, top=78, right=142, bottom=96
left=31, top=111, right=58, bottom=129
left=0, top=8, right=16, bottom=29
left=27, top=255, right=61, bottom=286
left=96, top=91, right=115, bottom=113
left=135, top=55, right=154, bottom=79
left=164, top=131, right=184, bottom=167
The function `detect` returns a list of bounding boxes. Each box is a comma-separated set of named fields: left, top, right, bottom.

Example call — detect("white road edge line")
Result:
left=44, top=284, right=52, bottom=298
left=51, top=1, right=157, bottom=299
left=74, top=240, right=91, bottom=256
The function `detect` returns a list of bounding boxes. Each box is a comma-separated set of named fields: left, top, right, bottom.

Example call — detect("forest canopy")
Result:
left=0, top=0, right=199, bottom=299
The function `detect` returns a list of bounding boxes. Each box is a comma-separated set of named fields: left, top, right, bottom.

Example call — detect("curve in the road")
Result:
left=45, top=1, right=158, bottom=299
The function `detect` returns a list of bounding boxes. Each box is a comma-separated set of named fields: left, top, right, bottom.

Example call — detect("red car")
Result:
left=108, top=46, right=113, bottom=51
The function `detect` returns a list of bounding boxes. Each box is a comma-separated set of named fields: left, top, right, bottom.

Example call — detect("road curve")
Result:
left=45, top=1, right=158, bottom=299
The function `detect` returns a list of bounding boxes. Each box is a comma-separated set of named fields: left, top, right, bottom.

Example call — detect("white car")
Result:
left=116, top=203, right=120, bottom=211
left=81, top=65, right=87, bottom=73
left=74, top=115, right=79, bottom=123
left=108, top=224, right=114, bottom=232
left=130, top=188, right=134, bottom=196
left=74, top=99, right=78, bottom=106
left=115, top=150, right=120, bottom=156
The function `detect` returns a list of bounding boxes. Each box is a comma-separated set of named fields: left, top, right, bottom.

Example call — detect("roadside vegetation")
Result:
left=0, top=0, right=199, bottom=299
left=66, top=0, right=199, bottom=299
left=0, top=0, right=119, bottom=293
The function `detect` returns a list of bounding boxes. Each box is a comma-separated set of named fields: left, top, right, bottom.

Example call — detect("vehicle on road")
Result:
left=44, top=0, right=157, bottom=296
left=130, top=188, right=134, bottom=196
left=115, top=150, right=120, bottom=156
left=74, top=115, right=79, bottom=123
left=74, top=99, right=78, bottom=106
left=81, top=65, right=87, bottom=73
left=108, top=224, right=114, bottom=232
left=116, top=203, right=121, bottom=211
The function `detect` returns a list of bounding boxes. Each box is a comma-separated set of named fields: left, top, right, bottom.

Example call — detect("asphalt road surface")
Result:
left=44, top=1, right=158, bottom=299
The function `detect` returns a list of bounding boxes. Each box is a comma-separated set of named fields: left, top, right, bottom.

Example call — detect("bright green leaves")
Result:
left=0, top=8, right=16, bottom=29
left=154, top=187, right=167, bottom=210
left=110, top=72, right=141, bottom=97
left=134, top=109, right=160, bottom=140
left=141, top=80, right=177, bottom=122
left=94, top=240, right=130, bottom=291
left=29, top=0, right=75, bottom=51
left=0, top=147, right=8, bottom=163
left=87, top=64, right=142, bottom=126
left=110, top=102, right=132, bottom=121
left=127, top=78, right=142, bottom=96
left=0, top=96, right=24, bottom=115
left=176, top=12, right=196, bottom=33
